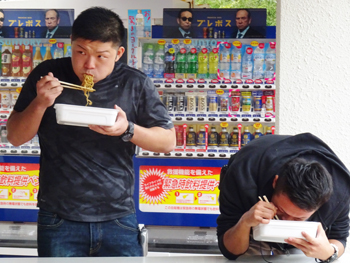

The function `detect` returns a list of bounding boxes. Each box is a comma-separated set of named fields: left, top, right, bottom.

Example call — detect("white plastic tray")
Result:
left=54, top=103, right=118, bottom=127
left=253, top=220, right=319, bottom=243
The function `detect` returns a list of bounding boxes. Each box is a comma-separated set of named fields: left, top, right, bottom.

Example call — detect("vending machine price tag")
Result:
left=171, top=39, right=180, bottom=45
left=250, top=41, right=259, bottom=47
left=183, top=39, right=192, bottom=45
left=158, top=39, right=166, bottom=45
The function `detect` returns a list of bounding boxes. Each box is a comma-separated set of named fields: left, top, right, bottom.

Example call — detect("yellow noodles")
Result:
left=82, top=73, right=94, bottom=106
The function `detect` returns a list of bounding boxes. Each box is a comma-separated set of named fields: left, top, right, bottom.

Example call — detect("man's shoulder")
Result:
left=53, top=26, right=71, bottom=38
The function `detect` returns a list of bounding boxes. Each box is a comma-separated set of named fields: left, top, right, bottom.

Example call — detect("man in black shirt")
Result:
left=7, top=7, right=175, bottom=257
left=217, top=133, right=350, bottom=261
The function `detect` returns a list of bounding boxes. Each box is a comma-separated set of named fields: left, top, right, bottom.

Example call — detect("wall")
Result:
left=277, top=0, right=350, bottom=169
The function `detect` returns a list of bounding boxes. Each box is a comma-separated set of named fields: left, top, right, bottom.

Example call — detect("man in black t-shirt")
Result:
left=7, top=7, right=175, bottom=257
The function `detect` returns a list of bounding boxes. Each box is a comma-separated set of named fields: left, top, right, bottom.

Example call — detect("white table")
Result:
left=0, top=254, right=350, bottom=263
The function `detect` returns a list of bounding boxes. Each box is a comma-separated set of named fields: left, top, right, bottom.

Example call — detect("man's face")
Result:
left=45, top=10, right=60, bottom=30
left=236, top=10, right=251, bottom=31
left=71, top=38, right=124, bottom=84
left=271, top=192, right=316, bottom=221
left=177, top=11, right=192, bottom=31
left=0, top=12, right=4, bottom=29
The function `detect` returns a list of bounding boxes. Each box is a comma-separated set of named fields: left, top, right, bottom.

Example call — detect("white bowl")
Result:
left=54, top=103, right=119, bottom=127
left=253, top=220, right=319, bottom=243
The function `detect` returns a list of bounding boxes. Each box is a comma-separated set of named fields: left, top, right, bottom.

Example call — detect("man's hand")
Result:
left=285, top=223, right=335, bottom=260
left=241, top=200, right=277, bottom=227
left=89, top=105, right=128, bottom=136
left=36, top=72, right=63, bottom=108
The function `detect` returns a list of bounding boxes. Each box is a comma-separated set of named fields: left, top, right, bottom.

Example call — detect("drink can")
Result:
left=165, top=93, right=174, bottom=112
left=209, top=95, right=218, bottom=112
left=220, top=97, right=229, bottom=112
left=175, top=125, right=184, bottom=146
left=186, top=94, right=197, bottom=112
left=253, top=96, right=262, bottom=112
left=176, top=93, right=185, bottom=112
left=242, top=95, right=251, bottom=112
left=197, top=93, right=207, bottom=112
left=231, top=96, right=240, bottom=112
left=266, top=96, right=274, bottom=112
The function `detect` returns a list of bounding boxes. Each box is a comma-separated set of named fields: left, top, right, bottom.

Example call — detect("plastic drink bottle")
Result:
left=142, top=44, right=154, bottom=78
left=22, top=45, right=32, bottom=77
left=53, top=42, right=64, bottom=59
left=164, top=49, right=175, bottom=78
left=241, top=126, right=251, bottom=147
left=197, top=48, right=208, bottom=79
left=197, top=126, right=206, bottom=146
left=254, top=127, right=263, bottom=139
left=208, top=47, right=219, bottom=79
left=1, top=47, right=12, bottom=77
left=219, top=127, right=229, bottom=147
left=33, top=46, right=43, bottom=69
left=153, top=45, right=165, bottom=78
left=186, top=126, right=196, bottom=146
left=242, top=47, right=253, bottom=79
left=265, top=42, right=276, bottom=79
left=11, top=45, right=22, bottom=77
left=175, top=47, right=187, bottom=78
left=43, top=46, right=53, bottom=61
left=253, top=43, right=265, bottom=80
left=229, top=127, right=239, bottom=147
left=135, top=10, right=145, bottom=37
left=219, top=44, right=230, bottom=79
left=231, top=45, right=242, bottom=79
left=186, top=48, right=197, bottom=79
left=208, top=126, right=218, bottom=146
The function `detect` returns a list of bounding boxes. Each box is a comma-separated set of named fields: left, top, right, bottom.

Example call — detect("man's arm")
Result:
left=7, top=73, right=63, bottom=146
left=222, top=201, right=277, bottom=256
left=89, top=105, right=176, bottom=153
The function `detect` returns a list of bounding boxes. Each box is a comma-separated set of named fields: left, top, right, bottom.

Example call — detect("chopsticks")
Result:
left=259, top=195, right=279, bottom=220
left=59, top=80, right=95, bottom=92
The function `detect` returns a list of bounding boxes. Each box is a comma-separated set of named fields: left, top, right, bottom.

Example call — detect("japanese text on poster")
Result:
left=139, top=165, right=220, bottom=214
left=0, top=163, right=39, bottom=209
left=127, top=9, right=151, bottom=68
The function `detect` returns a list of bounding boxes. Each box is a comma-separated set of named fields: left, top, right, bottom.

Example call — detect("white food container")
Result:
left=54, top=103, right=118, bottom=127
left=253, top=220, right=319, bottom=243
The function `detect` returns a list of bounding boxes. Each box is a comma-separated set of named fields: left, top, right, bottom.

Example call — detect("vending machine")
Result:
left=134, top=36, right=276, bottom=254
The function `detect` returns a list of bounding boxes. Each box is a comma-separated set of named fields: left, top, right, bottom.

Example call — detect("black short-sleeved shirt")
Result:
left=14, top=58, right=173, bottom=222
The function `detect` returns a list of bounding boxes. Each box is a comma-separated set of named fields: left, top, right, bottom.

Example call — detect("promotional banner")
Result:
left=127, top=9, right=151, bottom=68
left=0, top=163, right=39, bottom=209
left=139, top=165, right=220, bottom=214
left=0, top=9, right=74, bottom=38
left=163, top=8, right=266, bottom=39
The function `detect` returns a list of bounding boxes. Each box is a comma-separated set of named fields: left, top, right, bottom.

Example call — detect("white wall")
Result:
left=277, top=0, right=350, bottom=169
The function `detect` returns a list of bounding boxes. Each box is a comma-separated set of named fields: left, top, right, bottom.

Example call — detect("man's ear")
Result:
left=272, top=175, right=279, bottom=189
left=115, top=46, right=125, bottom=62
left=177, top=18, right=180, bottom=25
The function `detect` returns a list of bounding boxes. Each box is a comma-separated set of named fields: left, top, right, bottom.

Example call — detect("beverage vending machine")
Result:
left=134, top=37, right=276, bottom=253
left=0, top=37, right=71, bottom=255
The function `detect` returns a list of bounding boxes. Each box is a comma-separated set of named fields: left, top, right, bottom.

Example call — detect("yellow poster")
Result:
left=0, top=163, right=39, bottom=209
left=139, top=165, right=220, bottom=214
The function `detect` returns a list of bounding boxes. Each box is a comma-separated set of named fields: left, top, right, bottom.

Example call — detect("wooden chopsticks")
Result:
left=59, top=80, right=95, bottom=92
left=259, top=195, right=279, bottom=220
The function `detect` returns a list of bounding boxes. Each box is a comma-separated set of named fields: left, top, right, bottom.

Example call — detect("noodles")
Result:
left=82, top=73, right=94, bottom=106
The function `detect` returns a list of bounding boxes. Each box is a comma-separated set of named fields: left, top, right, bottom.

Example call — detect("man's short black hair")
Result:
left=274, top=158, right=333, bottom=211
left=177, top=9, right=193, bottom=19
left=236, top=9, right=251, bottom=19
left=45, top=9, right=60, bottom=20
left=71, top=6, right=125, bottom=47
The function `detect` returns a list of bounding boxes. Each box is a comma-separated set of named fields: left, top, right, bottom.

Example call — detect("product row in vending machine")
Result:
left=142, top=39, right=276, bottom=83
left=159, top=89, right=275, bottom=118
left=1, top=42, right=71, bottom=78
